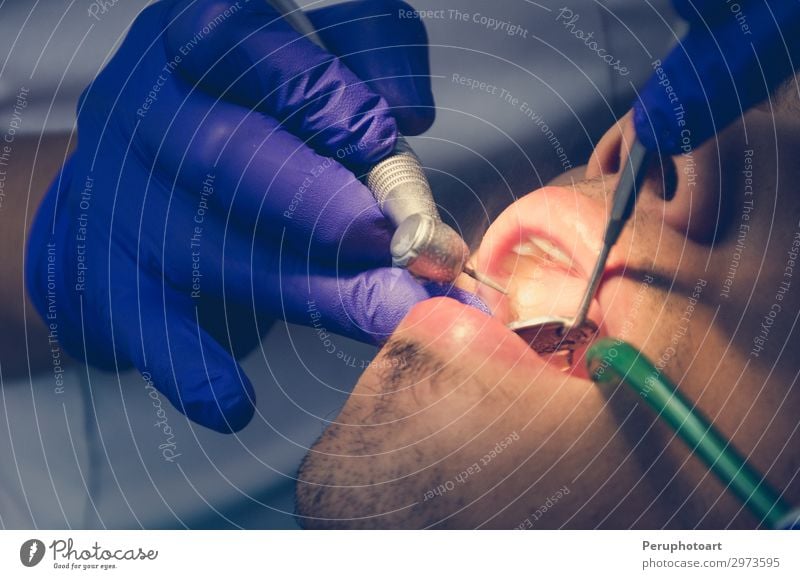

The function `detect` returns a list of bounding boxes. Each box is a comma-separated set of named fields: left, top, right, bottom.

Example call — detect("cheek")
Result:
left=596, top=272, right=666, bottom=347
left=659, top=184, right=724, bottom=243
left=596, top=270, right=708, bottom=370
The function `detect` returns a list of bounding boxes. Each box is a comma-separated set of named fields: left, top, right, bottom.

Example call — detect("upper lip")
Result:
left=476, top=185, right=619, bottom=289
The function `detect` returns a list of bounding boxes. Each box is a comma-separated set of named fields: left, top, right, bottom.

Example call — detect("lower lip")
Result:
left=475, top=252, right=606, bottom=377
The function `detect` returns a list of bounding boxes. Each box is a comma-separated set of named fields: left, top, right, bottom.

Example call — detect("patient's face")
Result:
left=296, top=104, right=800, bottom=529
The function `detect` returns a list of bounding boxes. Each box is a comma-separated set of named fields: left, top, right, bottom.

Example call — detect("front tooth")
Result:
left=530, top=237, right=571, bottom=266
left=512, top=241, right=539, bottom=256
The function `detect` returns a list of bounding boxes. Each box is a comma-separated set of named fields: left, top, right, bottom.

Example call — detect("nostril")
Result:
left=587, top=124, right=624, bottom=178
left=601, top=140, right=622, bottom=175
left=661, top=157, right=678, bottom=201
left=587, top=112, right=641, bottom=181
left=648, top=155, right=679, bottom=201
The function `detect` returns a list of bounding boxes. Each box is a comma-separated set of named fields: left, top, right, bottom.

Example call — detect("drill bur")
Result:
left=390, top=213, right=467, bottom=283
left=391, top=214, right=507, bottom=293
left=462, top=265, right=508, bottom=295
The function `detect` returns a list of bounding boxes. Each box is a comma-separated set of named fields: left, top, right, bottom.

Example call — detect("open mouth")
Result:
left=470, top=186, right=624, bottom=370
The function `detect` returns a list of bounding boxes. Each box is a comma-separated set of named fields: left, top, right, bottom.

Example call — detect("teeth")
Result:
left=512, top=237, right=572, bottom=268
left=531, top=238, right=572, bottom=265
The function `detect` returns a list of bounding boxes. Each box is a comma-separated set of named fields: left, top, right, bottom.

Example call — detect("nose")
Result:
left=584, top=112, right=723, bottom=243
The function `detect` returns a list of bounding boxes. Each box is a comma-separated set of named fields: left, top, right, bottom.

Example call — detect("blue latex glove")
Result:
left=635, top=0, right=800, bottom=154
left=27, top=0, right=483, bottom=433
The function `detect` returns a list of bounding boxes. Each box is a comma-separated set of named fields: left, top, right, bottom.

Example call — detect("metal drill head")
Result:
left=508, top=316, right=598, bottom=356
left=390, top=213, right=470, bottom=284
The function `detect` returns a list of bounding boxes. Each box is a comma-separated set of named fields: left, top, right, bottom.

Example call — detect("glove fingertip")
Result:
left=183, top=371, right=256, bottom=434
left=338, top=267, right=429, bottom=343
left=424, top=283, right=492, bottom=316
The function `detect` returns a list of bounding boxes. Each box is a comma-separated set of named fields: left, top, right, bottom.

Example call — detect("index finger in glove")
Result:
left=137, top=84, right=393, bottom=264
left=164, top=0, right=397, bottom=165
left=308, top=0, right=435, bottom=135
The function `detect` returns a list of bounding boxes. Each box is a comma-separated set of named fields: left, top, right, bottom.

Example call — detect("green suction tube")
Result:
left=585, top=338, right=793, bottom=529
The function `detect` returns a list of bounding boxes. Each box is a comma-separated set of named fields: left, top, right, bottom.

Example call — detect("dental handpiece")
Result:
left=366, top=138, right=506, bottom=291
left=267, top=0, right=504, bottom=291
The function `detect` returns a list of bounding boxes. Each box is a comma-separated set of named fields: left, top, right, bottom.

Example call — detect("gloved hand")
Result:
left=26, top=0, right=482, bottom=433
left=634, top=0, right=800, bottom=154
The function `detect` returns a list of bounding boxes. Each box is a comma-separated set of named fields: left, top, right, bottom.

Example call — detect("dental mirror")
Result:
left=508, top=316, right=598, bottom=360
